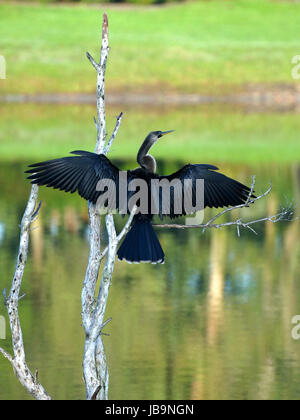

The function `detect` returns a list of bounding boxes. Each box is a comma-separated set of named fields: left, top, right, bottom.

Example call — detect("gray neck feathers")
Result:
left=137, top=135, right=157, bottom=173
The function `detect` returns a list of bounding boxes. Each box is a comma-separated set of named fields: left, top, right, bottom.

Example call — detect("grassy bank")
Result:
left=0, top=103, right=299, bottom=164
left=0, top=0, right=299, bottom=95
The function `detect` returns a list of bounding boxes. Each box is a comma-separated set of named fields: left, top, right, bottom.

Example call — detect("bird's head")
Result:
left=137, top=130, right=175, bottom=172
left=147, top=130, right=175, bottom=146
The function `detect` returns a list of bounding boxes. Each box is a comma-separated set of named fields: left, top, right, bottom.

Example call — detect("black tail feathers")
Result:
left=117, top=219, right=164, bottom=264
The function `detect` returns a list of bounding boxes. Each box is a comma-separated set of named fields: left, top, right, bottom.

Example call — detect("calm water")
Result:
left=0, top=107, right=299, bottom=400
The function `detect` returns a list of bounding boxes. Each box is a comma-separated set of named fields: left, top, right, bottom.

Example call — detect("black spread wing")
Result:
left=26, top=154, right=254, bottom=216
left=26, top=151, right=120, bottom=204
left=159, top=164, right=253, bottom=218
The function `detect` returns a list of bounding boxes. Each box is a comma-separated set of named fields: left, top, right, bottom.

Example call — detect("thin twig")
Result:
left=86, top=52, right=99, bottom=72
left=104, top=112, right=124, bottom=155
left=0, top=347, right=14, bottom=364
left=100, top=317, right=112, bottom=331
left=154, top=180, right=294, bottom=235
left=117, top=205, right=137, bottom=242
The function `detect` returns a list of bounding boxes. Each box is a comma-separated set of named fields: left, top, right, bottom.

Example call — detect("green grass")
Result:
left=0, top=0, right=299, bottom=94
left=1, top=103, right=299, bottom=164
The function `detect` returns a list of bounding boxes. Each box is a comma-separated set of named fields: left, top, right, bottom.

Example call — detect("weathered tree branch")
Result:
left=86, top=13, right=109, bottom=154
left=82, top=14, right=110, bottom=337
left=82, top=14, right=135, bottom=401
left=0, top=185, right=51, bottom=400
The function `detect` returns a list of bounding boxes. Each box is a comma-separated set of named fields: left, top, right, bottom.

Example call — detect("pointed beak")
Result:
left=160, top=130, right=175, bottom=137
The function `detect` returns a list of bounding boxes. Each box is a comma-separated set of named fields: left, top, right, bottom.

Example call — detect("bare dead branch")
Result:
left=87, top=13, right=109, bottom=155
left=0, top=185, right=51, bottom=400
left=0, top=347, right=14, bottom=364
left=98, top=204, right=137, bottom=263
left=86, top=52, right=99, bottom=72
left=82, top=14, right=132, bottom=401
left=104, top=112, right=124, bottom=155
left=100, top=317, right=112, bottom=331
left=154, top=178, right=295, bottom=235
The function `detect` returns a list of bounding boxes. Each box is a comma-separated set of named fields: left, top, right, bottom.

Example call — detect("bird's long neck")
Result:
left=137, top=135, right=157, bottom=173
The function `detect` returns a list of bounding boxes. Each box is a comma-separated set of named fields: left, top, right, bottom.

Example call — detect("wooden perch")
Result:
left=82, top=14, right=135, bottom=401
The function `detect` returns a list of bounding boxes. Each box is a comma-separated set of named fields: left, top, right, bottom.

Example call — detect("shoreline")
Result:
left=1, top=87, right=300, bottom=111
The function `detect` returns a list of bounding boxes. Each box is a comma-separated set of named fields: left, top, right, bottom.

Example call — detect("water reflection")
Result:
left=0, top=161, right=299, bottom=400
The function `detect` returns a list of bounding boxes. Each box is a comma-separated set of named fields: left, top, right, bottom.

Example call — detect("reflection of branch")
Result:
left=0, top=186, right=51, bottom=400
left=154, top=177, right=295, bottom=236
left=82, top=14, right=132, bottom=401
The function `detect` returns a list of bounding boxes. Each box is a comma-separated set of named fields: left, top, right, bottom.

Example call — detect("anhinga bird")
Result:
left=26, top=131, right=253, bottom=264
